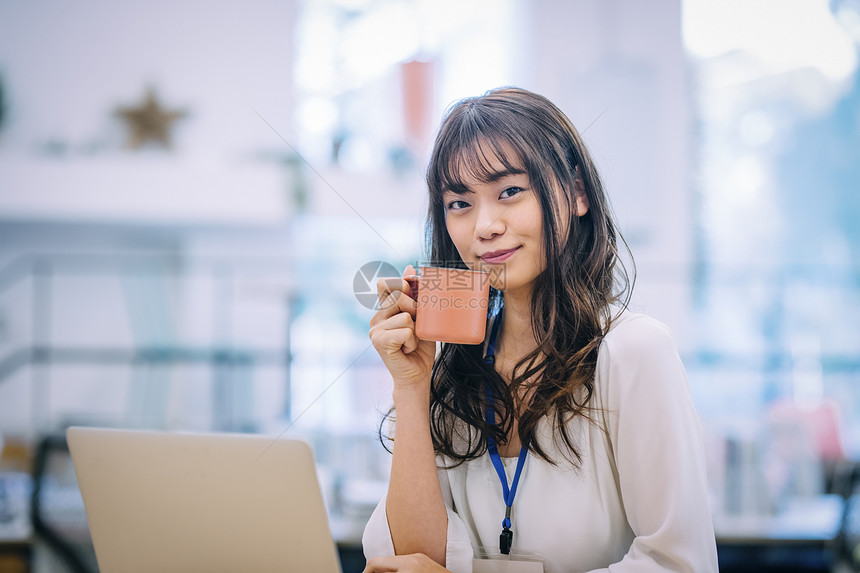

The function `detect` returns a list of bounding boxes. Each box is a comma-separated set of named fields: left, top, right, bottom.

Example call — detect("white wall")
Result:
left=0, top=0, right=694, bottom=436
left=0, top=0, right=299, bottom=434
left=0, top=0, right=296, bottom=225
left=515, top=0, right=693, bottom=347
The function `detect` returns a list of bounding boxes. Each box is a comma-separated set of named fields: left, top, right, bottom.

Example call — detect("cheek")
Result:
left=445, top=218, right=468, bottom=247
left=532, top=218, right=549, bottom=264
left=444, top=224, right=467, bottom=259
left=529, top=213, right=545, bottom=244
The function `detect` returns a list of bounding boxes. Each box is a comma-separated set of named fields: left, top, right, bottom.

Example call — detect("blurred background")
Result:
left=0, top=0, right=859, bottom=571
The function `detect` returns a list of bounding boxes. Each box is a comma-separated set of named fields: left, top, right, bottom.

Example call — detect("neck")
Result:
left=498, top=287, right=539, bottom=363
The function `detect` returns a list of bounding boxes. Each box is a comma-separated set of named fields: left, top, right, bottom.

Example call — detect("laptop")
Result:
left=67, top=426, right=343, bottom=573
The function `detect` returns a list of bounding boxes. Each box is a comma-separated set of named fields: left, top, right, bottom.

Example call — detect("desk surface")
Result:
left=713, top=494, right=844, bottom=545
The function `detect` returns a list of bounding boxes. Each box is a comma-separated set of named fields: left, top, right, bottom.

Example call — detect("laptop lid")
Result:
left=67, top=426, right=342, bottom=573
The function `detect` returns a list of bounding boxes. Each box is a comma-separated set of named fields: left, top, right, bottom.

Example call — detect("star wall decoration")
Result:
left=115, top=87, right=188, bottom=150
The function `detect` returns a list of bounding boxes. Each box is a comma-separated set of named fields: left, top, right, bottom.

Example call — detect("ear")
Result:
left=573, top=175, right=589, bottom=217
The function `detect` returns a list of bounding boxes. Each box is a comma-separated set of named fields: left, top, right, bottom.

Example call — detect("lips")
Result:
left=480, top=247, right=520, bottom=263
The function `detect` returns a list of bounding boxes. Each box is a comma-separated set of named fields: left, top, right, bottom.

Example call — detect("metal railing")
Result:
left=0, top=252, right=295, bottom=434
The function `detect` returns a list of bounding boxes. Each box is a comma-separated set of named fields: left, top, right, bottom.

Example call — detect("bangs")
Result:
left=430, top=115, right=529, bottom=196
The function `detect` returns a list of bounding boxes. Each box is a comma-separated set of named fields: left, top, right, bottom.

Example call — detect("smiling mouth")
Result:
left=481, top=247, right=520, bottom=264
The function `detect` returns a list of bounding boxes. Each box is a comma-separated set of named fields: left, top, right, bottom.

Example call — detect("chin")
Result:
left=492, top=278, right=522, bottom=293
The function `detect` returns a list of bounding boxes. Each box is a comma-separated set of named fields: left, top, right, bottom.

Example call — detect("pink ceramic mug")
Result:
left=405, top=266, right=491, bottom=345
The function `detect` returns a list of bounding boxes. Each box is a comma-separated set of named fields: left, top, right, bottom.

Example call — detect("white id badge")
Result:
left=472, top=560, right=544, bottom=573
left=472, top=547, right=545, bottom=573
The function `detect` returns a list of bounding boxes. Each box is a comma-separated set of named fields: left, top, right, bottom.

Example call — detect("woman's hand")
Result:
left=363, top=553, right=451, bottom=573
left=369, top=265, right=437, bottom=391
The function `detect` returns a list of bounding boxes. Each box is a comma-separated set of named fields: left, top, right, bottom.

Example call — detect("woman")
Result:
left=364, top=87, right=718, bottom=572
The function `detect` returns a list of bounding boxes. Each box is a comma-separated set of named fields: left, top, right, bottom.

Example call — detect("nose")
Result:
left=474, top=202, right=506, bottom=240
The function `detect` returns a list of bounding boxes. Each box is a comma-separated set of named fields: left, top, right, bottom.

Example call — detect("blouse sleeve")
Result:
left=362, top=459, right=475, bottom=573
left=590, top=316, right=719, bottom=572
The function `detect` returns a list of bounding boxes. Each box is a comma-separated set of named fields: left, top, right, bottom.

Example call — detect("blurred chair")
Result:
left=30, top=434, right=96, bottom=573
left=717, top=399, right=853, bottom=572
left=767, top=398, right=852, bottom=497
left=766, top=398, right=860, bottom=571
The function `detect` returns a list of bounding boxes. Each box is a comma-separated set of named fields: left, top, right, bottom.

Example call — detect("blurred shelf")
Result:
left=0, top=155, right=290, bottom=226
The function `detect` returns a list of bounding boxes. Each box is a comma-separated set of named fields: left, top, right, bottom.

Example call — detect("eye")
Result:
left=446, top=200, right=470, bottom=211
left=500, top=186, right=525, bottom=198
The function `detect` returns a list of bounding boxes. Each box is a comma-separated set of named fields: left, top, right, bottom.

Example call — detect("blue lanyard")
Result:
left=483, top=301, right=529, bottom=554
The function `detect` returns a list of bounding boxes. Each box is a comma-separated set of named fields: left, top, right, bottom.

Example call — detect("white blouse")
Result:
left=362, top=310, right=719, bottom=573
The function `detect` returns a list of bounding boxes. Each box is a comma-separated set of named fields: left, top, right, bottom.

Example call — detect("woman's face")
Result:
left=442, top=152, right=555, bottom=298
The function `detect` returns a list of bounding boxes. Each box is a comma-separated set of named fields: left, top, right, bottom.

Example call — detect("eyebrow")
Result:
left=442, top=167, right=527, bottom=195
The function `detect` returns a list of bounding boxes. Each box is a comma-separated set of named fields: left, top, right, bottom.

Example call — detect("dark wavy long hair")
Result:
left=381, top=87, right=634, bottom=468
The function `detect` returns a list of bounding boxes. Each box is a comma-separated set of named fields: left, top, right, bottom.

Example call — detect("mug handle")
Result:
left=404, top=275, right=420, bottom=302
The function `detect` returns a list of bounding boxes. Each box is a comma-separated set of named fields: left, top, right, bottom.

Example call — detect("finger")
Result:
left=363, top=556, right=400, bottom=572
left=376, top=291, right=400, bottom=315
left=394, top=288, right=417, bottom=318
left=379, top=286, right=413, bottom=314
left=380, top=286, right=418, bottom=317
left=381, top=312, right=418, bottom=354
left=377, top=276, right=405, bottom=307
left=402, top=265, right=419, bottom=304
left=373, top=327, right=417, bottom=356
left=401, top=326, right=419, bottom=354
left=370, top=308, right=417, bottom=347
left=372, top=291, right=412, bottom=325
left=370, top=309, right=413, bottom=332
